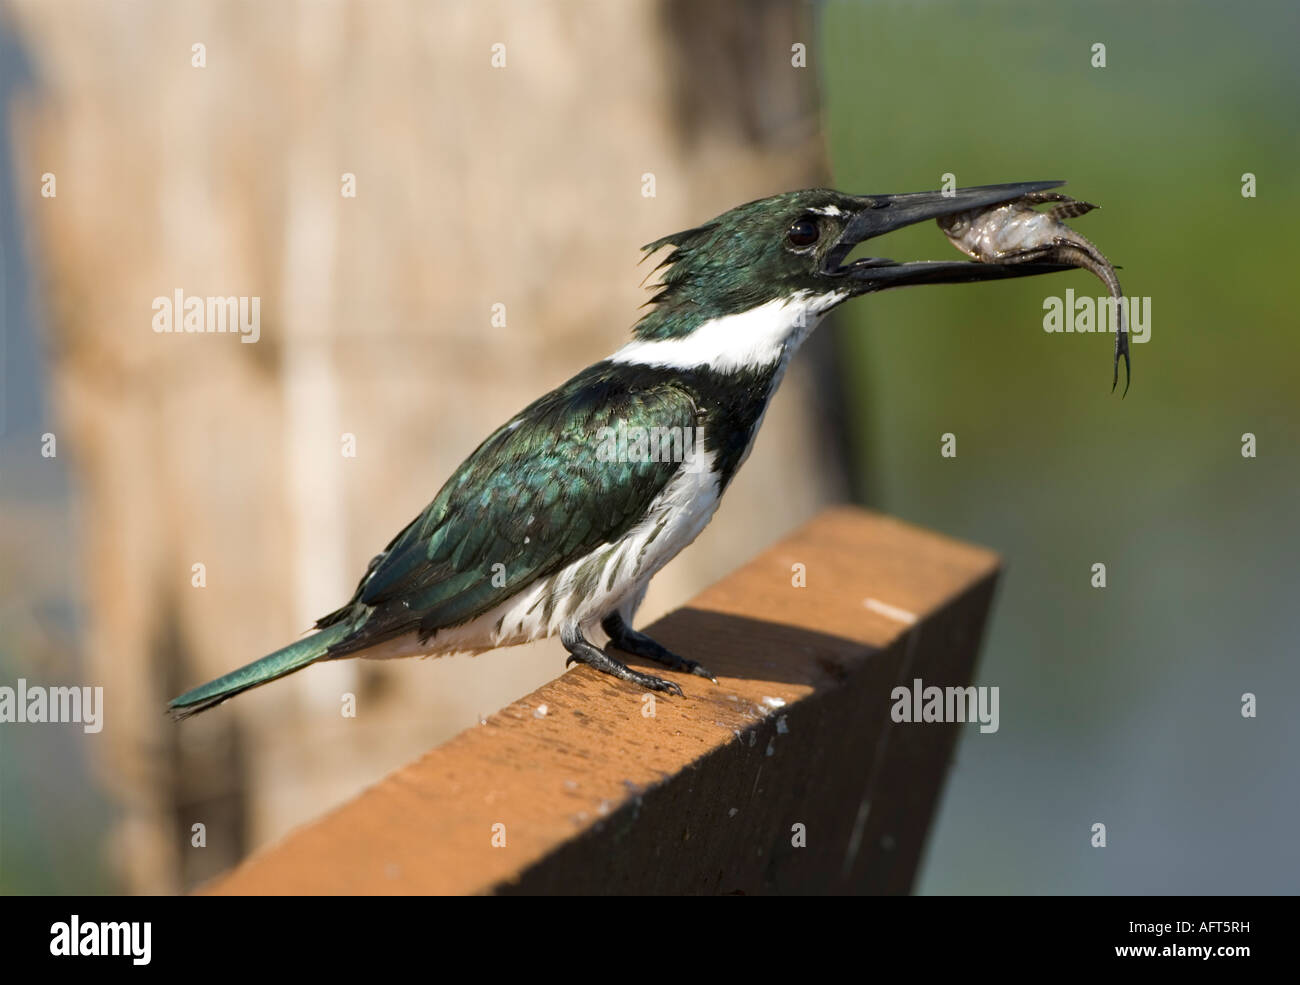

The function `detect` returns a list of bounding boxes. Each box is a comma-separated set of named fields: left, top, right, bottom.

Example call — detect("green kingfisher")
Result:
left=169, top=181, right=1070, bottom=719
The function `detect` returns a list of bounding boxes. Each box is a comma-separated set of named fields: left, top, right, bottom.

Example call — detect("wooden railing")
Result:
left=204, top=506, right=1000, bottom=895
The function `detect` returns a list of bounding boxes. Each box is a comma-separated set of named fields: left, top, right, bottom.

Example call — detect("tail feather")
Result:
left=167, top=622, right=353, bottom=720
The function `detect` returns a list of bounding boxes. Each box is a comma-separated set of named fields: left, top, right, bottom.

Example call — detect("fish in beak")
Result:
left=823, top=181, right=1074, bottom=290
left=936, top=189, right=1129, bottom=394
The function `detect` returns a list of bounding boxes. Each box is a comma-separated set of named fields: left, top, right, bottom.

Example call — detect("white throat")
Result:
left=609, top=290, right=847, bottom=373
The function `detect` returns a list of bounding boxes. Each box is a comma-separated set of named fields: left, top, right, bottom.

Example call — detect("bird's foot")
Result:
left=601, top=613, right=718, bottom=683
left=562, top=629, right=683, bottom=696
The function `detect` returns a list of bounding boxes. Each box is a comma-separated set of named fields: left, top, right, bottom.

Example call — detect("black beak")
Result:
left=825, top=180, right=1073, bottom=291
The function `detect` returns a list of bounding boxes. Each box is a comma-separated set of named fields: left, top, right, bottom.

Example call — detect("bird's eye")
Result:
left=786, top=218, right=820, bottom=249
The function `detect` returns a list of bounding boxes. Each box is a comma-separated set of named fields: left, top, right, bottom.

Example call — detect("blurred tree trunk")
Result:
left=5, top=0, right=843, bottom=892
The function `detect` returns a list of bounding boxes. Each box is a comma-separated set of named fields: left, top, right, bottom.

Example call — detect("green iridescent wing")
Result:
left=321, top=365, right=700, bottom=654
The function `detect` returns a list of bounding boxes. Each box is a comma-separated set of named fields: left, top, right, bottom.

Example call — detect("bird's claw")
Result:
left=600, top=613, right=717, bottom=683
left=678, top=658, right=718, bottom=683
left=632, top=672, right=684, bottom=697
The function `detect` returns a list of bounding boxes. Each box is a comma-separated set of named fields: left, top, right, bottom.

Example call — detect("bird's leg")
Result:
left=561, top=625, right=683, bottom=696
left=600, top=612, right=717, bottom=683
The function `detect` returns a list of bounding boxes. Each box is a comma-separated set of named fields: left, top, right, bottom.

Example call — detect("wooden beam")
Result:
left=205, top=506, right=1000, bottom=895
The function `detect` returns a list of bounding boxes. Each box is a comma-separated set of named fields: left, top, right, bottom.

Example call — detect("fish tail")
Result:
left=1053, top=241, right=1130, bottom=395
left=1053, top=241, right=1123, bottom=308
left=167, top=621, right=354, bottom=720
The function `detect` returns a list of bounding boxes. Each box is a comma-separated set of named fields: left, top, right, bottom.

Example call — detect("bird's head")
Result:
left=623, top=182, right=1070, bottom=370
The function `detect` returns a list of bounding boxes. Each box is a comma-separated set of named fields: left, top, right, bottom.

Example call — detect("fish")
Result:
left=937, top=191, right=1129, bottom=394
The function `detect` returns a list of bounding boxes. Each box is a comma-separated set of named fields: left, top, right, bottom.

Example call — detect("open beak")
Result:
left=824, top=180, right=1073, bottom=291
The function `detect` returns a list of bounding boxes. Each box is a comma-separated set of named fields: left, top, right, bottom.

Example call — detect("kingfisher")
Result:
left=170, top=181, right=1070, bottom=719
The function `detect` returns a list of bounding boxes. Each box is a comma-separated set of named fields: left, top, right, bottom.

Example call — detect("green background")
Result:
left=823, top=0, right=1299, bottom=892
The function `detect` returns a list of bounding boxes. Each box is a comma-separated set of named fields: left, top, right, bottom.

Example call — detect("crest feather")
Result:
left=636, top=222, right=720, bottom=309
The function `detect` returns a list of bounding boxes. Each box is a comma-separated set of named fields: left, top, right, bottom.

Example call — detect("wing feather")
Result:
left=321, top=365, right=700, bottom=656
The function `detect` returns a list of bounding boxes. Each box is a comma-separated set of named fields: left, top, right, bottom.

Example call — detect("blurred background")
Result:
left=1, top=0, right=1296, bottom=894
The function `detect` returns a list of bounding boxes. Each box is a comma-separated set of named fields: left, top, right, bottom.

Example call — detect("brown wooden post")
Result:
left=203, top=507, right=1000, bottom=895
